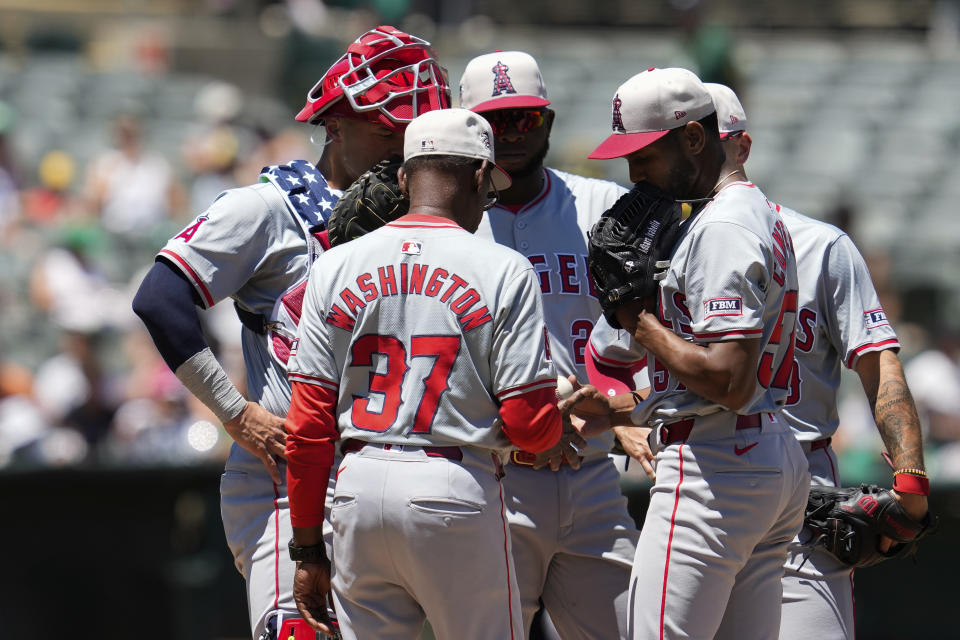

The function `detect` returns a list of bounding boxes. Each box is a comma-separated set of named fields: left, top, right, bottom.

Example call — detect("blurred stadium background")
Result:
left=0, top=1, right=958, bottom=638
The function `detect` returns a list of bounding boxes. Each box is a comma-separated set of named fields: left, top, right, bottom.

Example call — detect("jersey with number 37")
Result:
left=633, top=181, right=799, bottom=427
left=287, top=214, right=556, bottom=452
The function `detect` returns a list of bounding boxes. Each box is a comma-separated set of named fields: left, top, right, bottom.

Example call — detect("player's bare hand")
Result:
left=612, top=425, right=656, bottom=481
left=879, top=491, right=928, bottom=552
left=293, top=560, right=335, bottom=635
left=224, top=401, right=287, bottom=484
left=560, top=382, right=613, bottom=419
left=533, top=417, right=586, bottom=471
left=615, top=301, right=662, bottom=347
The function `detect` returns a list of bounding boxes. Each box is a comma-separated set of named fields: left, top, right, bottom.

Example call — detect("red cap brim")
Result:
left=470, top=96, right=551, bottom=112
left=587, top=129, right=671, bottom=160
left=294, top=104, right=317, bottom=122
left=585, top=349, right=647, bottom=397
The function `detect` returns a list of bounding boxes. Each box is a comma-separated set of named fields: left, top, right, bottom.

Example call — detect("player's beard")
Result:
left=507, top=139, right=550, bottom=179
left=664, top=153, right=699, bottom=201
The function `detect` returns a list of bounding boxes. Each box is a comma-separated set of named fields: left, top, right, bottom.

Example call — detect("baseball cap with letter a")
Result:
left=458, top=51, right=550, bottom=112
left=588, top=67, right=715, bottom=159
left=403, top=108, right=512, bottom=190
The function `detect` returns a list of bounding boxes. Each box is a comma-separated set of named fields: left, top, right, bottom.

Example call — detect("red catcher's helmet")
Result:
left=295, top=25, right=451, bottom=130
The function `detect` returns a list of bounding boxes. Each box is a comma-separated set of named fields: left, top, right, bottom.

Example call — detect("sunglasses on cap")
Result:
left=719, top=130, right=745, bottom=141
left=483, top=109, right=546, bottom=136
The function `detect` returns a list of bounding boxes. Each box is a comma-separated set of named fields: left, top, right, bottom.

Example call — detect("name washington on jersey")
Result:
left=325, top=261, right=493, bottom=333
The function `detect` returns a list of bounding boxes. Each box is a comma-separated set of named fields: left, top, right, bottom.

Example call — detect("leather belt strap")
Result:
left=810, top=437, right=832, bottom=452
left=234, top=302, right=268, bottom=335
left=510, top=449, right=583, bottom=468
left=340, top=438, right=463, bottom=461
left=662, top=413, right=762, bottom=446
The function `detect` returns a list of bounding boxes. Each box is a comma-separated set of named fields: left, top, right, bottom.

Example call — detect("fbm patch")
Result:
left=864, top=308, right=889, bottom=330
left=401, top=240, right=422, bottom=255
left=704, top=297, right=742, bottom=318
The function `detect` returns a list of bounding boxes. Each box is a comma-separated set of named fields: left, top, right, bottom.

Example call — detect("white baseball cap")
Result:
left=589, top=67, right=715, bottom=160
left=704, top=83, right=747, bottom=139
left=459, top=51, right=550, bottom=112
left=403, top=107, right=512, bottom=190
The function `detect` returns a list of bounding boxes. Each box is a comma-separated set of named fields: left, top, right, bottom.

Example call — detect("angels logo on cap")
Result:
left=459, top=51, right=551, bottom=112
left=491, top=60, right=518, bottom=97
left=589, top=67, right=715, bottom=160
left=612, top=95, right=626, bottom=133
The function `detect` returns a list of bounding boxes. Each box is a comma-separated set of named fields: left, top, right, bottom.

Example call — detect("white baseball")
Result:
left=556, top=375, right=574, bottom=399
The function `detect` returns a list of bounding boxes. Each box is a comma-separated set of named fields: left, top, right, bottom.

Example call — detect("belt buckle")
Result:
left=510, top=450, right=535, bottom=467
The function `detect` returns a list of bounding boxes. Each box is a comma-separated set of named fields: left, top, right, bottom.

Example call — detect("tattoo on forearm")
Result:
left=874, top=378, right=925, bottom=470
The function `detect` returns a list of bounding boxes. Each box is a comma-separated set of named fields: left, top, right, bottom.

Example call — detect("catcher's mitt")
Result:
left=327, top=158, right=409, bottom=247
left=802, top=484, right=937, bottom=568
left=587, top=182, right=684, bottom=329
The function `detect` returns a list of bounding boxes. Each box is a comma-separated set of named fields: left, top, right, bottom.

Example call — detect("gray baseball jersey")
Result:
left=777, top=204, right=900, bottom=442
left=288, top=213, right=556, bottom=450
left=475, top=167, right=639, bottom=639
left=158, top=160, right=341, bottom=638
left=287, top=212, right=556, bottom=639
left=635, top=181, right=801, bottom=425
left=624, top=181, right=810, bottom=640
left=777, top=204, right=899, bottom=640
left=587, top=315, right=647, bottom=380
left=474, top=166, right=626, bottom=457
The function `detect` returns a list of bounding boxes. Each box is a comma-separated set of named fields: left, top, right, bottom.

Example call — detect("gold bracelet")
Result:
left=893, top=468, right=928, bottom=478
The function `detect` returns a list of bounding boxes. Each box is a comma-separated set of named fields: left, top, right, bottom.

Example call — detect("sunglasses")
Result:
left=484, top=109, right=546, bottom=136
left=482, top=179, right=500, bottom=211
left=719, top=130, right=745, bottom=141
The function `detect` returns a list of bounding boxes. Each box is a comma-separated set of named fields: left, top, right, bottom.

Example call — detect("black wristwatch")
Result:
left=288, top=537, right=328, bottom=563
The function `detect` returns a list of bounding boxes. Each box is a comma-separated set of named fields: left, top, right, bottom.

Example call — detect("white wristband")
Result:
left=175, top=348, right=247, bottom=424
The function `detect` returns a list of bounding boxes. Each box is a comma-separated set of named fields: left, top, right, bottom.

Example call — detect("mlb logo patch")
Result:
left=420, top=139, right=436, bottom=151
left=401, top=240, right=422, bottom=255
left=864, top=309, right=889, bottom=330
left=704, top=297, right=742, bottom=318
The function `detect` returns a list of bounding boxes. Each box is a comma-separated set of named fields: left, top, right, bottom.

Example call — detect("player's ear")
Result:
left=543, top=109, right=556, bottom=135
left=397, top=166, right=409, bottom=198
left=682, top=121, right=706, bottom=155
left=325, top=117, right=343, bottom=144
left=474, top=160, right=489, bottom=195
left=737, top=132, right=753, bottom=165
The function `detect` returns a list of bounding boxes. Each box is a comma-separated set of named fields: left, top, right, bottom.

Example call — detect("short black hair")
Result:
left=403, top=154, right=483, bottom=176
left=698, top=111, right=720, bottom=138
left=663, top=110, right=720, bottom=148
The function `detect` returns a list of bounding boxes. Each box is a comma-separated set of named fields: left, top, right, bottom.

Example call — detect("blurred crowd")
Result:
left=0, top=67, right=316, bottom=469
left=1, top=32, right=959, bottom=484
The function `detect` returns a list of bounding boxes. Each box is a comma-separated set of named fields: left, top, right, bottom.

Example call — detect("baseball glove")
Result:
left=327, top=158, right=409, bottom=247
left=587, top=182, right=684, bottom=329
left=802, top=484, right=937, bottom=568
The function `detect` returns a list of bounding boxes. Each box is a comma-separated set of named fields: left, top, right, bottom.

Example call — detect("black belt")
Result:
left=234, top=302, right=268, bottom=335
